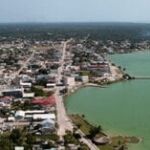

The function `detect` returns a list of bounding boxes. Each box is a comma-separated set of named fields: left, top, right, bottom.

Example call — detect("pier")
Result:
left=134, top=76, right=150, bottom=80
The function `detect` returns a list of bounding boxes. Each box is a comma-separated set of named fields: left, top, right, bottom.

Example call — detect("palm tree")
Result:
left=89, top=125, right=102, bottom=139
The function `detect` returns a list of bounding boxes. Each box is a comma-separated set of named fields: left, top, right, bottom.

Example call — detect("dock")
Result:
left=134, top=76, right=150, bottom=80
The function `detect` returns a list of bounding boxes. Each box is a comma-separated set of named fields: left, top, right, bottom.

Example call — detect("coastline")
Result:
left=64, top=84, right=142, bottom=150
left=68, top=114, right=141, bottom=150
left=63, top=60, right=143, bottom=149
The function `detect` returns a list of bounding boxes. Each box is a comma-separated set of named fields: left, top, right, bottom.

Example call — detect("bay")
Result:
left=66, top=51, right=150, bottom=150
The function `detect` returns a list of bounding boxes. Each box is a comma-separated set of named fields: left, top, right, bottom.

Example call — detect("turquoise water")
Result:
left=66, top=51, right=150, bottom=150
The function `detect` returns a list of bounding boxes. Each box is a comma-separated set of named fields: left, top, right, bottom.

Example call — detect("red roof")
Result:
left=32, top=96, right=56, bottom=106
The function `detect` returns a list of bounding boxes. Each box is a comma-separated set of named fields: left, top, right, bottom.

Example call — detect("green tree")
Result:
left=10, top=129, right=22, bottom=144
left=31, top=86, right=46, bottom=96
left=89, top=125, right=102, bottom=139
left=26, top=134, right=36, bottom=145
left=0, top=137, right=13, bottom=150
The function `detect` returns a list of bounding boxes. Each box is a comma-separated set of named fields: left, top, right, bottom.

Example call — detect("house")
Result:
left=41, top=119, right=55, bottom=130
left=15, top=110, right=25, bottom=119
left=33, top=113, right=56, bottom=121
left=7, top=116, right=15, bottom=122
left=20, top=80, right=32, bottom=88
left=15, top=146, right=24, bottom=150
left=46, top=83, right=56, bottom=89
left=2, top=88, right=23, bottom=98
left=23, top=92, right=35, bottom=98
left=32, top=96, right=56, bottom=106
left=82, top=76, right=89, bottom=83
left=64, top=77, right=75, bottom=87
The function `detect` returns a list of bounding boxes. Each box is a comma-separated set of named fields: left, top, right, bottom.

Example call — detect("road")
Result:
left=7, top=49, right=36, bottom=86
left=55, top=40, right=73, bottom=136
left=14, top=50, right=35, bottom=78
left=55, top=40, right=99, bottom=150
left=78, top=130, right=99, bottom=150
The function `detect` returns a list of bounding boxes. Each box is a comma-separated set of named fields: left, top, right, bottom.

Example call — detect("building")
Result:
left=46, top=83, right=56, bottom=89
left=20, top=80, right=32, bottom=88
left=2, top=88, right=23, bottom=98
left=33, top=113, right=56, bottom=121
left=64, top=76, right=75, bottom=87
left=32, top=96, right=56, bottom=106
left=15, top=110, right=25, bottom=119
left=41, top=118, right=55, bottom=129
left=82, top=76, right=89, bottom=83
left=7, top=116, right=15, bottom=122
left=23, top=92, right=35, bottom=98
left=15, top=146, right=24, bottom=150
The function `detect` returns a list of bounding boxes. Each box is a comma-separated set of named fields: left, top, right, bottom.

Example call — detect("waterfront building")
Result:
left=64, top=76, right=75, bottom=87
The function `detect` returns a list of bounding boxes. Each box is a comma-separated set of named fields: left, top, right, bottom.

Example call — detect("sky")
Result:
left=0, top=0, right=150, bottom=23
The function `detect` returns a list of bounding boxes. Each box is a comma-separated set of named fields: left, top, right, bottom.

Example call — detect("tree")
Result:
left=89, top=126, right=102, bottom=139
left=31, top=86, right=46, bottom=96
left=78, top=143, right=90, bottom=150
left=64, top=131, right=79, bottom=145
left=10, top=129, right=22, bottom=144
left=0, top=137, right=13, bottom=150
left=81, top=114, right=85, bottom=118
left=26, top=134, right=36, bottom=145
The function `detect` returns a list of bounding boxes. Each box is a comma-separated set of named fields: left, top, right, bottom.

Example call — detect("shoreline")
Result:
left=64, top=82, right=142, bottom=148
left=63, top=79, right=142, bottom=149
left=63, top=52, right=147, bottom=149
left=69, top=114, right=141, bottom=150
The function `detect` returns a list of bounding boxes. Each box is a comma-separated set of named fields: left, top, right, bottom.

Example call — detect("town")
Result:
left=0, top=36, right=142, bottom=150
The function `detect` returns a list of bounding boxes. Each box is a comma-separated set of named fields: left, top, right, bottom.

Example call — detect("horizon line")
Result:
left=0, top=21, right=150, bottom=25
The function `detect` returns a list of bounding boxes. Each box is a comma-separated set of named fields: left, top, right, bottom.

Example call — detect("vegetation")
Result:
left=31, top=86, right=54, bottom=97
left=31, top=86, right=47, bottom=97
left=0, top=128, right=60, bottom=150
left=70, top=114, right=140, bottom=150
left=31, top=86, right=47, bottom=96
left=79, top=143, right=90, bottom=150
left=70, top=114, right=94, bottom=135
left=70, top=114, right=103, bottom=137
left=1, top=23, right=150, bottom=42
left=0, top=136, right=13, bottom=150
left=88, top=125, right=102, bottom=139
left=64, top=131, right=79, bottom=145
left=11, top=100, right=43, bottom=111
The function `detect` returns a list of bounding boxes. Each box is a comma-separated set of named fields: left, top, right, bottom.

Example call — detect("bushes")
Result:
left=9, top=129, right=23, bottom=145
left=64, top=131, right=79, bottom=145
left=31, top=86, right=46, bottom=97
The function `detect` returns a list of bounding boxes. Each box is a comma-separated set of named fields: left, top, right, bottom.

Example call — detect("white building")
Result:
left=20, top=80, right=32, bottom=88
left=15, top=110, right=25, bottom=119
left=15, top=146, right=24, bottom=150
left=82, top=76, right=89, bottom=83
left=25, top=110, right=45, bottom=114
left=7, top=116, right=15, bottom=122
left=23, top=92, right=35, bottom=98
left=46, top=83, right=56, bottom=88
left=33, top=113, right=56, bottom=120
left=41, top=119, right=55, bottom=129
left=64, top=77, right=75, bottom=87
